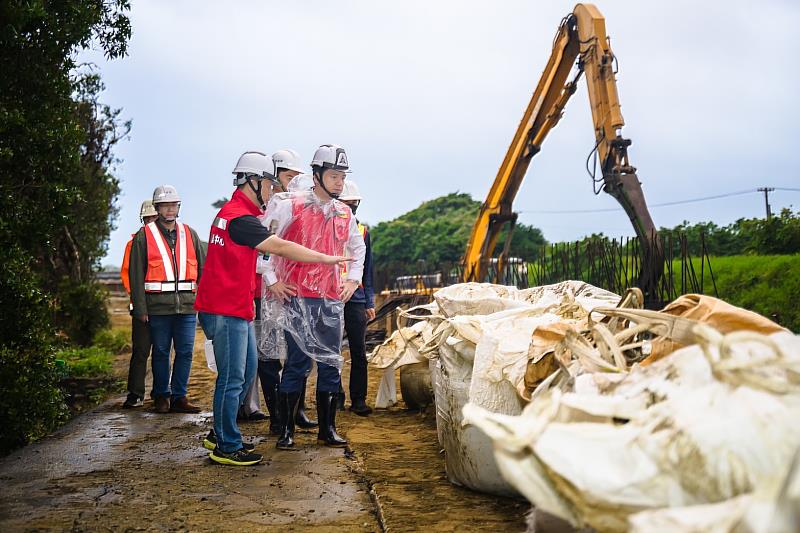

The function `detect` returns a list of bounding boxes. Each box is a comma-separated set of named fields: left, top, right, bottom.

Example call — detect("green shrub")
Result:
left=0, top=347, right=68, bottom=454
left=55, top=279, right=110, bottom=347
left=57, top=346, right=114, bottom=378
left=93, top=328, right=131, bottom=354
left=0, top=247, right=68, bottom=455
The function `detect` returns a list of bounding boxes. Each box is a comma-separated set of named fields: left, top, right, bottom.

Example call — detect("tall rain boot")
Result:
left=316, top=391, right=348, bottom=448
left=337, top=383, right=346, bottom=410
left=295, top=377, right=318, bottom=429
left=264, top=383, right=280, bottom=436
left=276, top=391, right=301, bottom=450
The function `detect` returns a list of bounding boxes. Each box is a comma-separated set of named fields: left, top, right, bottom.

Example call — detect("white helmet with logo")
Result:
left=232, top=151, right=276, bottom=186
left=271, top=149, right=305, bottom=175
left=311, top=144, right=351, bottom=173
left=152, top=185, right=181, bottom=204
left=139, top=199, right=157, bottom=218
left=339, top=180, right=363, bottom=201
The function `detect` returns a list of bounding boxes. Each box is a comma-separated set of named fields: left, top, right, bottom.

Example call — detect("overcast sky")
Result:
left=81, top=0, right=800, bottom=267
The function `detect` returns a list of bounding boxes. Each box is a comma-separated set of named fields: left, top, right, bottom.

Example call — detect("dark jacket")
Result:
left=130, top=220, right=205, bottom=316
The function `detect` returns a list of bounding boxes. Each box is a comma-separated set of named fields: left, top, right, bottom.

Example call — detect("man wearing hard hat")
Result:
left=261, top=144, right=366, bottom=450
left=120, top=200, right=159, bottom=409
left=129, top=186, right=206, bottom=415
left=238, top=149, right=319, bottom=431
left=195, top=151, right=352, bottom=467
left=337, top=180, right=376, bottom=416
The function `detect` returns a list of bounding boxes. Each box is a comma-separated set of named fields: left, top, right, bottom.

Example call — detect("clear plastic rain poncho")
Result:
left=258, top=188, right=366, bottom=370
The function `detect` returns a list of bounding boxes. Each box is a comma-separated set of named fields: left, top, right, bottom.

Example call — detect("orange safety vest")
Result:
left=341, top=223, right=366, bottom=285
left=143, top=221, right=198, bottom=293
left=121, top=234, right=135, bottom=295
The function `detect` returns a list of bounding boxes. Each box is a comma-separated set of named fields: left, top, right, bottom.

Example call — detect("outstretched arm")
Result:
left=256, top=235, right=351, bottom=266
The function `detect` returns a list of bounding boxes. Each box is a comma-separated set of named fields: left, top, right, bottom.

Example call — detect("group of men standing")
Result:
left=120, top=144, right=375, bottom=467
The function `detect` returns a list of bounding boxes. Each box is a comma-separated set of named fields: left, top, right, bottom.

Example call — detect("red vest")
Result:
left=143, top=222, right=198, bottom=293
left=194, top=189, right=262, bottom=320
left=280, top=196, right=351, bottom=300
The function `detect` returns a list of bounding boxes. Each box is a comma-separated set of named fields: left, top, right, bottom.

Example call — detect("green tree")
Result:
left=0, top=0, right=131, bottom=453
left=371, top=193, right=547, bottom=281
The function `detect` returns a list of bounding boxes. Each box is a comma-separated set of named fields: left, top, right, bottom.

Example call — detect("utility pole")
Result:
left=758, top=187, right=775, bottom=219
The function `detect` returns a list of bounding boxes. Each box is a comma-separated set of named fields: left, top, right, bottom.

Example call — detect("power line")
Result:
left=518, top=186, right=799, bottom=214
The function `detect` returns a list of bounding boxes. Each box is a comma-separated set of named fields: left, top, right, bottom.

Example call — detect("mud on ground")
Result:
left=0, top=296, right=526, bottom=531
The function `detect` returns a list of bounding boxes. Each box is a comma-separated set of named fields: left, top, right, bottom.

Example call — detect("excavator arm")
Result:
left=462, top=3, right=663, bottom=304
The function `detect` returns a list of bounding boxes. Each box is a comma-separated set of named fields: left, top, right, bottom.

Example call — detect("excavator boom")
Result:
left=462, top=3, right=663, bottom=304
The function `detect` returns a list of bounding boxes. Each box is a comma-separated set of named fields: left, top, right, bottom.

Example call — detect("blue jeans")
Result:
left=148, top=313, right=196, bottom=399
left=198, top=313, right=257, bottom=453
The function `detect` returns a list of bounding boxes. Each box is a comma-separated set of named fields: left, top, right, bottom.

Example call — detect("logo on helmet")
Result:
left=336, top=152, right=348, bottom=168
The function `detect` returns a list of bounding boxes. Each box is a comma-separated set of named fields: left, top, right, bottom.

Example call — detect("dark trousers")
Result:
left=344, top=302, right=368, bottom=401
left=281, top=331, right=341, bottom=393
left=279, top=297, right=343, bottom=394
left=127, top=316, right=152, bottom=399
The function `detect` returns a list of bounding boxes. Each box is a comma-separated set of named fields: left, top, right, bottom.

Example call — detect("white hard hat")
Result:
left=232, top=151, right=275, bottom=185
left=311, top=144, right=351, bottom=173
left=153, top=185, right=181, bottom=204
left=139, top=200, right=157, bottom=218
left=339, top=180, right=362, bottom=201
left=272, top=149, right=305, bottom=174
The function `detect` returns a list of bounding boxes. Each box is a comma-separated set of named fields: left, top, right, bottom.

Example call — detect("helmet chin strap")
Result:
left=314, top=169, right=340, bottom=199
left=245, top=176, right=266, bottom=210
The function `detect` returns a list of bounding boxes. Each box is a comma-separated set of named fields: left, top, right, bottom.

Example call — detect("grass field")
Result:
left=529, top=253, right=799, bottom=332
left=682, top=254, right=800, bottom=332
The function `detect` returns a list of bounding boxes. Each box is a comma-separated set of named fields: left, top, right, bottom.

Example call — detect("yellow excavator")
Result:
left=463, top=3, right=663, bottom=305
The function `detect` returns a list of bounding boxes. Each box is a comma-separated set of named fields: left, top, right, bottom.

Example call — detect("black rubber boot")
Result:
left=295, top=377, right=318, bottom=429
left=276, top=391, right=301, bottom=450
left=316, top=391, right=348, bottom=448
left=264, top=383, right=280, bottom=436
left=337, top=384, right=346, bottom=411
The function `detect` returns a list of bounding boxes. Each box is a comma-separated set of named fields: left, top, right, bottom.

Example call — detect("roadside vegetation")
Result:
left=0, top=2, right=131, bottom=454
left=682, top=255, right=800, bottom=332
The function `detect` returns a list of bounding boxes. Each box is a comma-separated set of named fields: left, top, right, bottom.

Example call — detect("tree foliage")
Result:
left=370, top=193, right=547, bottom=280
left=0, top=1, right=131, bottom=453
left=658, top=208, right=800, bottom=257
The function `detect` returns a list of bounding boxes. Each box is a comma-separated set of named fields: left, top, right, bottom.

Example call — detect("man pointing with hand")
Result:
left=195, top=151, right=352, bottom=467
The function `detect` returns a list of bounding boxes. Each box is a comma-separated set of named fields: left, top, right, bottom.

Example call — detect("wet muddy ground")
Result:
left=0, top=296, right=527, bottom=531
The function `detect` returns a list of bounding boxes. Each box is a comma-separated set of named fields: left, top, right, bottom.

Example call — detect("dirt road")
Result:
left=0, top=297, right=527, bottom=531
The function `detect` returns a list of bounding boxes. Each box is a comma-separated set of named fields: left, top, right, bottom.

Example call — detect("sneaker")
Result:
left=209, top=447, right=263, bottom=466
left=202, top=430, right=254, bottom=452
left=122, top=394, right=143, bottom=409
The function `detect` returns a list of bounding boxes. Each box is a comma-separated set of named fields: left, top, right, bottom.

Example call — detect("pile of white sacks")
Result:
left=369, top=281, right=800, bottom=532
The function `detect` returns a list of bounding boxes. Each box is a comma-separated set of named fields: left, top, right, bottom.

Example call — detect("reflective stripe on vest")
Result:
left=144, top=221, right=198, bottom=292
left=144, top=281, right=197, bottom=293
